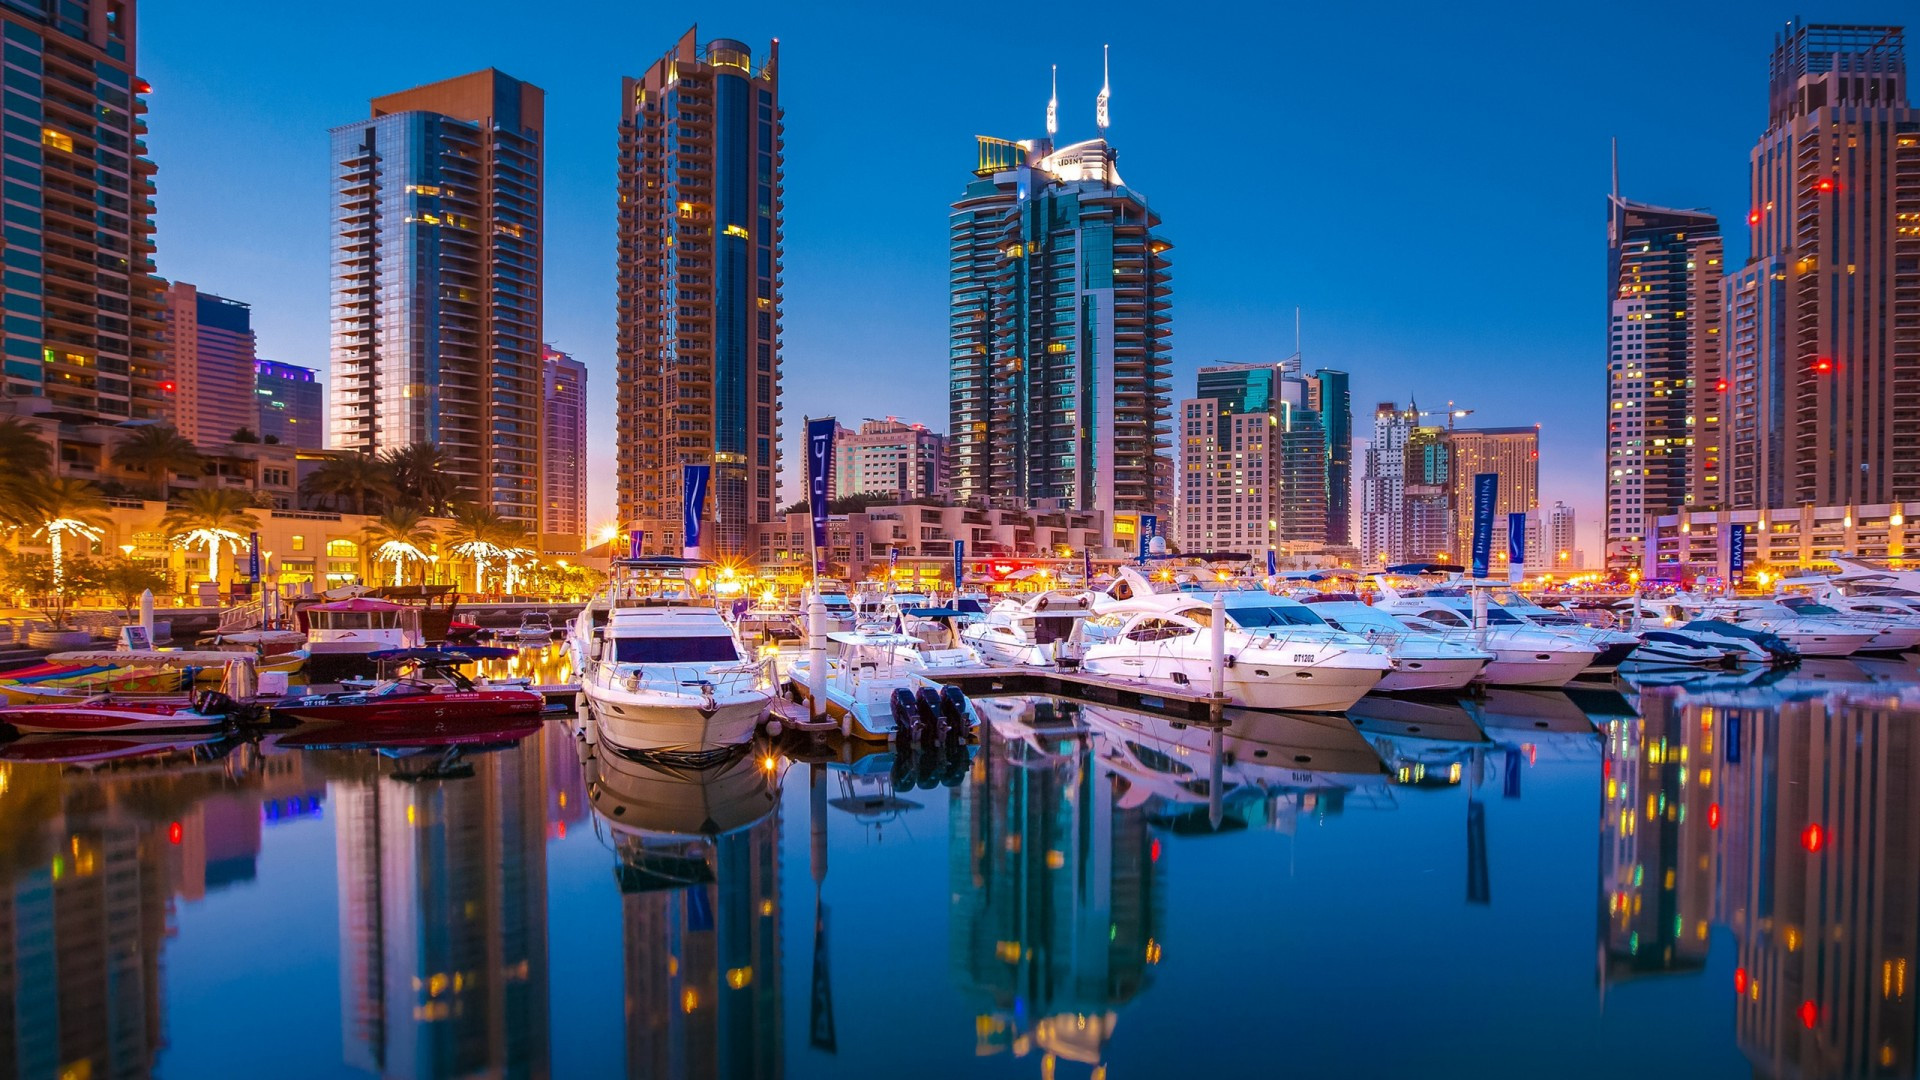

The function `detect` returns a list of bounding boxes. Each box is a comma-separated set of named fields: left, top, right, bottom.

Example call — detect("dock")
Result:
left=919, top=666, right=1230, bottom=725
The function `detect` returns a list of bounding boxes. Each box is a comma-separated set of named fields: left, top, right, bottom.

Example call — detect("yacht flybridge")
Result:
left=571, top=557, right=776, bottom=761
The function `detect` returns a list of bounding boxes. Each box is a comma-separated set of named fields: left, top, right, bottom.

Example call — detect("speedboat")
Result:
left=787, top=631, right=976, bottom=742
left=962, top=590, right=1097, bottom=668
left=511, top=611, right=557, bottom=643
left=572, top=556, right=776, bottom=760
left=1298, top=598, right=1492, bottom=692
left=272, top=654, right=544, bottom=729
left=1080, top=579, right=1389, bottom=712
left=0, top=689, right=255, bottom=737
left=1369, top=591, right=1600, bottom=688
left=1676, top=596, right=1874, bottom=658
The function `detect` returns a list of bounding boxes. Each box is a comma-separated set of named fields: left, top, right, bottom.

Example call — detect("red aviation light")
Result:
left=1716, top=379, right=1730, bottom=393
left=1799, top=1000, right=1819, bottom=1029
left=161, top=381, right=176, bottom=393
left=168, top=821, right=182, bottom=845
left=1802, top=823, right=1825, bottom=852
left=1734, top=967, right=1749, bottom=994
left=1708, top=803, right=1721, bottom=829
left=1814, top=359, right=1833, bottom=374
left=1815, top=178, right=1835, bottom=193
left=1748, top=209, right=1762, bottom=225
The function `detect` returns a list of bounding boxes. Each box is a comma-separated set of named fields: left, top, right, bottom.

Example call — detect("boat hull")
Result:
left=273, top=689, right=545, bottom=729
left=0, top=699, right=226, bottom=735
left=1376, top=654, right=1488, bottom=693
left=1477, top=650, right=1595, bottom=688
left=590, top=694, right=770, bottom=758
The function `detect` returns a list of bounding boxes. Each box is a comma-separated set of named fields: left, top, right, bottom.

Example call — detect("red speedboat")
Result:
left=0, top=691, right=242, bottom=736
left=272, top=649, right=543, bottom=732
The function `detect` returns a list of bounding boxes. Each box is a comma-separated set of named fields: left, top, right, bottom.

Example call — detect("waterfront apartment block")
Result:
left=616, top=28, right=783, bottom=558
left=1177, top=362, right=1329, bottom=559
left=1447, top=426, right=1539, bottom=563
left=163, top=282, right=256, bottom=445
left=1727, top=23, right=1919, bottom=511
left=540, top=345, right=587, bottom=542
left=755, top=502, right=1117, bottom=584
left=1524, top=501, right=1580, bottom=573
left=254, top=359, right=322, bottom=449
left=1604, top=195, right=1722, bottom=568
left=826, top=416, right=950, bottom=503
left=0, top=0, right=165, bottom=423
left=1360, top=403, right=1412, bottom=567
left=949, top=131, right=1172, bottom=519
left=1646, top=501, right=1919, bottom=579
left=328, top=68, right=544, bottom=525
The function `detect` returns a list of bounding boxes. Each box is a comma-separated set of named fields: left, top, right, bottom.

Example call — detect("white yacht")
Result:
left=1079, top=583, right=1389, bottom=712
left=572, top=559, right=776, bottom=760
left=1298, top=599, right=1493, bottom=692
left=299, top=596, right=425, bottom=682
left=1674, top=595, right=1875, bottom=658
left=1776, top=592, right=1920, bottom=653
left=787, top=631, right=975, bottom=742
left=1481, top=591, right=1644, bottom=672
left=789, top=591, right=857, bottom=637
left=1369, top=592, right=1599, bottom=688
left=961, top=590, right=1097, bottom=668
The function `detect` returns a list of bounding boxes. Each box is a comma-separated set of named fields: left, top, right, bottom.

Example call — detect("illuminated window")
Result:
left=326, top=539, right=356, bottom=558
left=291, top=534, right=305, bottom=552
left=41, top=128, right=72, bottom=153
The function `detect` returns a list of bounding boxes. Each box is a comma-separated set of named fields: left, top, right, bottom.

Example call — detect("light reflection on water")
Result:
left=0, top=649, right=1918, bottom=1078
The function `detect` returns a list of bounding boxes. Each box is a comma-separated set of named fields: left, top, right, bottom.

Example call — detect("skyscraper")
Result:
left=0, top=0, right=165, bottom=423
left=254, top=360, right=323, bottom=449
left=1447, top=426, right=1539, bottom=563
left=1360, top=403, right=1413, bottom=567
left=1312, top=369, right=1353, bottom=545
left=1178, top=363, right=1327, bottom=558
left=540, top=345, right=587, bottom=541
left=1724, top=23, right=1919, bottom=511
left=163, top=283, right=256, bottom=445
left=1604, top=192, right=1722, bottom=569
left=949, top=100, right=1172, bottom=520
left=329, top=69, right=544, bottom=524
left=616, top=28, right=782, bottom=557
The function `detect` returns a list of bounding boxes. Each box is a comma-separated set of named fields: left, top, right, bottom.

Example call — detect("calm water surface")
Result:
left=5, top=646, right=1920, bottom=1078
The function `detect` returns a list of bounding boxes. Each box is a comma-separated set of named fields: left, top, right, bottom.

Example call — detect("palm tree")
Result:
left=0, top=417, right=51, bottom=478
left=363, top=509, right=438, bottom=587
left=380, top=442, right=466, bottom=516
left=443, top=505, right=528, bottom=593
left=26, top=477, right=106, bottom=602
left=160, top=489, right=259, bottom=584
left=109, top=424, right=203, bottom=501
left=300, top=452, right=393, bottom=515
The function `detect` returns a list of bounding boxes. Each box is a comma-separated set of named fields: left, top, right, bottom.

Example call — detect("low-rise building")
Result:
left=753, top=503, right=1115, bottom=585
left=1646, top=503, right=1916, bottom=581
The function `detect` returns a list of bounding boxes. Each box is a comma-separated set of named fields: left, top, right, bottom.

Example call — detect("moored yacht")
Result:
left=961, top=590, right=1097, bottom=668
left=1298, top=598, right=1492, bottom=692
left=787, top=631, right=976, bottom=742
left=1776, top=592, right=1920, bottom=654
left=1369, top=590, right=1600, bottom=688
left=1672, top=595, right=1875, bottom=658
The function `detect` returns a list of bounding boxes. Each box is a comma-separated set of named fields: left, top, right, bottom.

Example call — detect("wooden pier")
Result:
left=919, top=666, right=1230, bottom=725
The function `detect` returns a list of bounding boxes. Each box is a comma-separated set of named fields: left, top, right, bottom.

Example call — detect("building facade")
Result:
left=1178, top=362, right=1328, bottom=558
left=1525, top=501, right=1579, bottom=573
left=616, top=28, right=782, bottom=558
left=254, top=360, right=322, bottom=449
left=755, top=502, right=1112, bottom=584
left=1447, top=426, right=1539, bottom=564
left=1726, top=23, right=1919, bottom=511
left=1311, top=369, right=1353, bottom=545
left=829, top=416, right=949, bottom=503
left=1360, top=402, right=1413, bottom=567
left=949, top=130, right=1171, bottom=519
left=1604, top=196, right=1723, bottom=567
left=0, top=0, right=165, bottom=423
left=329, top=68, right=544, bottom=525
left=1647, top=501, right=1918, bottom=580
left=163, top=282, right=256, bottom=445
left=539, top=345, right=586, bottom=541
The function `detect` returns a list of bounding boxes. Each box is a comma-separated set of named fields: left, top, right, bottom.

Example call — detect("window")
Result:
left=291, top=534, right=305, bottom=552
left=326, top=539, right=357, bottom=558
left=612, top=635, right=740, bottom=663
left=41, top=128, right=72, bottom=153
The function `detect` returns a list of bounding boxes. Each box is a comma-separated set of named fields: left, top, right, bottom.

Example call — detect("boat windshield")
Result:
left=612, top=636, right=740, bottom=664
left=1781, top=600, right=1843, bottom=616
left=1224, top=601, right=1328, bottom=629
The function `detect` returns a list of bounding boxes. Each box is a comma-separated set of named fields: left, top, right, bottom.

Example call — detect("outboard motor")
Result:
left=938, top=685, right=971, bottom=743
left=914, top=687, right=944, bottom=745
left=890, top=687, right=922, bottom=742
left=194, top=690, right=236, bottom=718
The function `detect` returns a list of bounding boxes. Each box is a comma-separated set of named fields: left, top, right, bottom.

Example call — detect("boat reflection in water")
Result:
left=585, top=744, right=782, bottom=1079
left=1601, top=683, right=1920, bottom=1078
left=0, top=740, right=323, bottom=1079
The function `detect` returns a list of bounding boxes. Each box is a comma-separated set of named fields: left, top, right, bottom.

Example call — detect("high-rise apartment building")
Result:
left=254, top=360, right=322, bottom=449
left=1604, top=194, right=1722, bottom=569
left=329, top=69, right=544, bottom=524
left=539, top=345, right=587, bottom=541
left=616, top=28, right=782, bottom=557
left=1178, top=363, right=1327, bottom=558
left=162, top=283, right=256, bottom=445
left=1404, top=423, right=1452, bottom=561
left=1311, top=369, right=1353, bottom=545
left=828, top=416, right=950, bottom=503
left=1525, top=501, right=1579, bottom=572
left=1724, top=23, right=1918, bottom=511
left=1447, top=426, right=1539, bottom=563
left=1360, top=403, right=1413, bottom=567
left=0, top=0, right=165, bottom=423
left=950, top=124, right=1172, bottom=519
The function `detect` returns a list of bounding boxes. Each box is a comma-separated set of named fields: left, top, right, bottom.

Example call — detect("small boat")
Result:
left=511, top=611, right=557, bottom=642
left=787, top=631, right=976, bottom=742
left=3, top=650, right=256, bottom=706
left=272, top=651, right=544, bottom=729
left=296, top=596, right=427, bottom=681
left=0, top=689, right=254, bottom=736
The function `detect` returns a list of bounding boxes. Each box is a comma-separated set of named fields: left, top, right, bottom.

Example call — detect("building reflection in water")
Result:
left=951, top=697, right=1164, bottom=1075
left=586, top=746, right=781, bottom=1079
left=0, top=741, right=322, bottom=1080
left=331, top=736, right=552, bottom=1079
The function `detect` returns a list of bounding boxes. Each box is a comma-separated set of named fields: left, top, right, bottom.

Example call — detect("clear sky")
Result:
left=139, top=0, right=1910, bottom=557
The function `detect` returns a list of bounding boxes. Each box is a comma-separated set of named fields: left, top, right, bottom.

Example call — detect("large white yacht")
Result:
left=572, top=558, right=776, bottom=760
left=1369, top=590, right=1599, bottom=688
left=961, top=590, right=1097, bottom=668
left=1671, top=595, right=1875, bottom=658
left=1080, top=576, right=1389, bottom=712
left=1775, top=592, right=1920, bottom=653
left=1298, top=598, right=1493, bottom=692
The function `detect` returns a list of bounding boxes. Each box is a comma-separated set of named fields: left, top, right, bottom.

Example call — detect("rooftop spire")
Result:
left=1096, top=45, right=1110, bottom=131
left=1047, top=64, right=1058, bottom=137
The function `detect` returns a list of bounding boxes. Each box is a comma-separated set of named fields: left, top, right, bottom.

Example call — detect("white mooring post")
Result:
left=1472, top=586, right=1489, bottom=647
left=1209, top=591, right=1227, bottom=701
left=806, top=590, right=835, bottom=732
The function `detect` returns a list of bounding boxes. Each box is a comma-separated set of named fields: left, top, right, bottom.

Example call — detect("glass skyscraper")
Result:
left=255, top=359, right=323, bottom=449
left=0, top=0, right=164, bottom=423
left=1178, top=362, right=1329, bottom=558
left=1312, top=369, right=1352, bottom=545
left=616, top=27, right=783, bottom=558
left=328, top=69, right=544, bottom=525
left=950, top=132, right=1172, bottom=520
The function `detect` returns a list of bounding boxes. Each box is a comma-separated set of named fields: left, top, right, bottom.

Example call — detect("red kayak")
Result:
left=0, top=696, right=231, bottom=735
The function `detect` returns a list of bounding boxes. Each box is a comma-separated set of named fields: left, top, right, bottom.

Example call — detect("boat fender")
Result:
left=890, top=687, right=921, bottom=740
left=914, top=687, right=944, bottom=744
left=1224, top=654, right=1237, bottom=669
left=938, top=685, right=971, bottom=740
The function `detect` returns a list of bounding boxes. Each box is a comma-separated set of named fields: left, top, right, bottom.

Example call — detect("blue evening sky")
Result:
left=140, top=1, right=1909, bottom=555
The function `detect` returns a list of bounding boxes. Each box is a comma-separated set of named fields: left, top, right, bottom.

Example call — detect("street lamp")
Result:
left=119, top=544, right=136, bottom=559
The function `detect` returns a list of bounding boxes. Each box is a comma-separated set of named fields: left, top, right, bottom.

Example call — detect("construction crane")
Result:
left=1413, top=402, right=1475, bottom=430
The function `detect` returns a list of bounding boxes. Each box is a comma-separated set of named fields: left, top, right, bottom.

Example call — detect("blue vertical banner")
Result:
left=888, top=545, right=898, bottom=575
left=1470, top=473, right=1498, bottom=579
left=1729, top=523, right=1748, bottom=584
left=681, top=464, right=711, bottom=557
left=1137, top=514, right=1158, bottom=562
left=806, top=418, right=836, bottom=569
left=628, top=530, right=645, bottom=559
left=1267, top=548, right=1278, bottom=577
left=1506, top=512, right=1527, bottom=583
left=248, top=531, right=261, bottom=582
left=952, top=539, right=965, bottom=588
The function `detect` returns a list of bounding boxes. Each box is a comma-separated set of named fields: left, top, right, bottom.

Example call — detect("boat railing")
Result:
left=1238, top=629, right=1389, bottom=655
left=608, top=655, right=776, bottom=696
left=219, top=597, right=266, bottom=632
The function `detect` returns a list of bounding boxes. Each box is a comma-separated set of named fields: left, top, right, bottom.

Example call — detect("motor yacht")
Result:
left=786, top=631, right=975, bottom=742
left=1672, top=595, right=1875, bottom=658
left=1297, top=598, right=1492, bottom=692
left=1368, top=592, right=1599, bottom=688
left=1079, top=581, right=1389, bottom=712
left=962, top=590, right=1098, bottom=668
left=298, top=596, right=426, bottom=682
left=511, top=611, right=557, bottom=643
left=572, top=557, right=777, bottom=761
left=1479, top=591, right=1644, bottom=672
left=1776, top=593, right=1920, bottom=654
